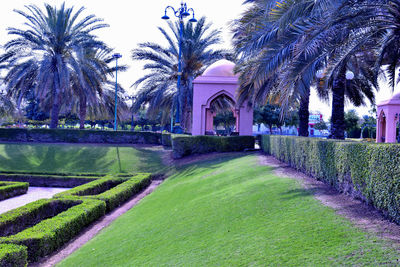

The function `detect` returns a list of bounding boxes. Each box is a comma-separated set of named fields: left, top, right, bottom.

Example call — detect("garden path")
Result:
left=0, top=187, right=69, bottom=214
left=259, top=154, right=400, bottom=246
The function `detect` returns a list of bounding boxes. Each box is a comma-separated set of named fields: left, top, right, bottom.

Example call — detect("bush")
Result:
left=0, top=182, right=29, bottom=201
left=0, top=244, right=27, bottom=267
left=55, top=174, right=152, bottom=212
left=161, top=133, right=172, bottom=147
left=0, top=174, right=98, bottom=188
left=172, top=135, right=255, bottom=159
left=0, top=128, right=161, bottom=145
left=260, top=135, right=400, bottom=224
left=0, top=198, right=106, bottom=262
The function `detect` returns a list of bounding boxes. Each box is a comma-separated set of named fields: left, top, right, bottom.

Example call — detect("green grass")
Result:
left=0, top=143, right=164, bottom=174
left=58, top=154, right=399, bottom=266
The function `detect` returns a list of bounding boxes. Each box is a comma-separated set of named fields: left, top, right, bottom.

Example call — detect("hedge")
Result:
left=0, top=198, right=106, bottom=262
left=0, top=128, right=161, bottom=145
left=161, top=133, right=172, bottom=147
left=260, top=135, right=400, bottom=224
left=55, top=174, right=152, bottom=212
left=0, top=182, right=29, bottom=201
left=0, top=174, right=98, bottom=188
left=172, top=135, right=255, bottom=159
left=0, top=244, right=27, bottom=267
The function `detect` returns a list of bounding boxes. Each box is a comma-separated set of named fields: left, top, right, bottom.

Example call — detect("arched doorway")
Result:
left=378, top=111, right=386, bottom=143
left=192, top=60, right=253, bottom=136
left=205, top=93, right=238, bottom=135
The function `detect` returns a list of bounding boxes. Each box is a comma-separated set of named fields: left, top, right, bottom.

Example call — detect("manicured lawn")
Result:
left=0, top=143, right=164, bottom=174
left=58, top=154, right=399, bottom=266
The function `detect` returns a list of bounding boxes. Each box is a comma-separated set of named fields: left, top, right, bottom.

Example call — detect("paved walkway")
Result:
left=0, top=187, right=70, bottom=214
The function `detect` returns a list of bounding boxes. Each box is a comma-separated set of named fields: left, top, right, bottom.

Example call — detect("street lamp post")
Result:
left=162, top=2, right=197, bottom=133
left=113, top=53, right=122, bottom=131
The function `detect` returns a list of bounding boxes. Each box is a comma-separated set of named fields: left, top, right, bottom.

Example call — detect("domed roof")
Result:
left=202, top=60, right=236, bottom=77
left=379, top=91, right=400, bottom=106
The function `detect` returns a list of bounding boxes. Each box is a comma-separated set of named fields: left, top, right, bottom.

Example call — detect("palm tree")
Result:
left=2, top=3, right=109, bottom=128
left=131, top=17, right=226, bottom=132
left=232, top=0, right=335, bottom=137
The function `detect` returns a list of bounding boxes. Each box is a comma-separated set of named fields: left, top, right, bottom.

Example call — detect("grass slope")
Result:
left=0, top=143, right=163, bottom=174
left=59, top=154, right=399, bottom=266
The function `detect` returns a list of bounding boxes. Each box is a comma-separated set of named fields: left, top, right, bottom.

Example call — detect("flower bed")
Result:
left=0, top=198, right=106, bottom=262
left=260, top=135, right=400, bottom=224
left=0, top=182, right=29, bottom=201
left=55, top=174, right=152, bottom=211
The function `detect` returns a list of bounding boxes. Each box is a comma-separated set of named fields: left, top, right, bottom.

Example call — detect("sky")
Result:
left=0, top=0, right=399, bottom=120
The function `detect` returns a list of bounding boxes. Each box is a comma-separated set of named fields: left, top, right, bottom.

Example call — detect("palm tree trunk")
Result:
left=331, top=69, right=346, bottom=140
left=79, top=94, right=87, bottom=129
left=50, top=94, right=61, bottom=129
left=298, top=88, right=310, bottom=137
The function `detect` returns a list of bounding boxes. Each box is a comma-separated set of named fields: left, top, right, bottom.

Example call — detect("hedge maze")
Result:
left=0, top=172, right=152, bottom=266
left=0, top=182, right=28, bottom=201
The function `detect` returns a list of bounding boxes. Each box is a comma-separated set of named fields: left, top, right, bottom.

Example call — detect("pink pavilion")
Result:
left=191, top=60, right=253, bottom=136
left=376, top=92, right=400, bottom=143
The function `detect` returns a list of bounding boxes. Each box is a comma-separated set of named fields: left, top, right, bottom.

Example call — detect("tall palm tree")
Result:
left=131, top=17, right=226, bottom=132
left=2, top=3, right=109, bottom=128
left=232, top=0, right=335, bottom=137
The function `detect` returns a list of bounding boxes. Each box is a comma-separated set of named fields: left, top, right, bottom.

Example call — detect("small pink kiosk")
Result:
left=191, top=60, right=253, bottom=136
left=376, top=92, right=400, bottom=143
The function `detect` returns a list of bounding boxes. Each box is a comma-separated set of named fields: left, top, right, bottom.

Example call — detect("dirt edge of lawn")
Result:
left=259, top=154, right=400, bottom=247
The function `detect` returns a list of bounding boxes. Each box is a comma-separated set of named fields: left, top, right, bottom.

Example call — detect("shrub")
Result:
left=0, top=174, right=98, bottom=188
left=161, top=133, right=172, bottom=147
left=54, top=174, right=152, bottom=211
left=260, top=135, right=400, bottom=224
left=0, top=128, right=161, bottom=145
left=0, top=198, right=106, bottom=262
left=172, top=135, right=255, bottom=159
left=0, top=244, right=27, bottom=267
left=0, top=182, right=29, bottom=201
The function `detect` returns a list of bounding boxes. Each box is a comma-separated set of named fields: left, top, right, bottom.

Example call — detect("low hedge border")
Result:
left=0, top=174, right=98, bottom=188
left=161, top=133, right=172, bottom=147
left=172, top=135, right=255, bottom=159
left=261, top=135, right=400, bottom=224
left=0, top=128, right=161, bottom=145
left=0, top=182, right=29, bottom=201
left=0, top=244, right=27, bottom=267
left=0, top=198, right=106, bottom=262
left=55, top=173, right=152, bottom=212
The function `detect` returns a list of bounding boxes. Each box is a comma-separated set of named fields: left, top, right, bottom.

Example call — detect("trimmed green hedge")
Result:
left=0, top=244, right=27, bottom=267
left=0, top=128, right=161, bottom=145
left=0, top=174, right=98, bottom=188
left=0, top=198, right=106, bottom=262
left=55, top=174, right=152, bottom=211
left=172, top=135, right=255, bottom=159
left=0, top=182, right=29, bottom=201
left=261, top=135, right=400, bottom=224
left=161, top=133, right=172, bottom=147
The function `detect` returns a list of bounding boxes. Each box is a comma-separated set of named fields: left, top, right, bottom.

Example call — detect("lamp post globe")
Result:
left=162, top=2, right=197, bottom=134
left=113, top=53, right=122, bottom=131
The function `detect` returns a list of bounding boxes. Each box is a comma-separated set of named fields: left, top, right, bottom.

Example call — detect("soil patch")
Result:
left=31, top=180, right=163, bottom=267
left=258, top=154, right=400, bottom=246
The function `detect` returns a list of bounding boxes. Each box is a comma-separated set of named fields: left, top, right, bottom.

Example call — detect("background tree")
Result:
left=344, top=110, right=361, bottom=138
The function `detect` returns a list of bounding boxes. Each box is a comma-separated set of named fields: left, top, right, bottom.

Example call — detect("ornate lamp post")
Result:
left=162, top=2, right=197, bottom=133
left=113, top=53, right=122, bottom=131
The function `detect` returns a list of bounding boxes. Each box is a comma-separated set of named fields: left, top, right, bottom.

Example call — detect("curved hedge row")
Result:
left=55, top=174, right=152, bottom=211
left=0, top=182, right=29, bottom=201
left=260, top=135, right=400, bottom=224
left=0, top=128, right=161, bottom=144
left=0, top=244, right=27, bottom=267
left=172, top=135, right=255, bottom=159
left=0, top=198, right=106, bottom=262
